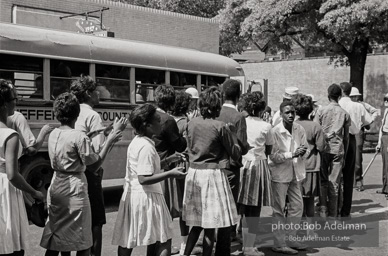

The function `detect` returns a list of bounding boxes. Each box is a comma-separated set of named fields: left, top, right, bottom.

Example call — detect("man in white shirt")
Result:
left=349, top=87, right=379, bottom=191
left=70, top=76, right=126, bottom=256
left=339, top=82, right=372, bottom=217
left=269, top=101, right=309, bottom=254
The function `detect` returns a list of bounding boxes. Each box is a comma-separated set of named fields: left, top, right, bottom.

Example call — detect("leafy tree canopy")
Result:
left=219, top=0, right=388, bottom=92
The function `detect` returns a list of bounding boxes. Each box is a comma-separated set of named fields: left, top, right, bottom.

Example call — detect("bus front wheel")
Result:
left=20, top=157, right=53, bottom=209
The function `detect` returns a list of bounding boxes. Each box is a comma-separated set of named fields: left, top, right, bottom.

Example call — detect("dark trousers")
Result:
left=381, top=134, right=388, bottom=193
left=341, top=134, right=356, bottom=217
left=354, top=129, right=364, bottom=184
left=215, top=165, right=240, bottom=256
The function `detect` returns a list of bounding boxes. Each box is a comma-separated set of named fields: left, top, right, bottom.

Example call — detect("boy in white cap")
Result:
left=185, top=87, right=200, bottom=120
left=272, top=87, right=299, bottom=126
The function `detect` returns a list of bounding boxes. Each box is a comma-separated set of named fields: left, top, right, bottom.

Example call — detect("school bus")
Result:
left=0, top=22, right=245, bottom=207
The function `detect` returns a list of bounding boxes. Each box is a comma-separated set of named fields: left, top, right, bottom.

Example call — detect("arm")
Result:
left=10, top=113, right=37, bottom=156
left=165, top=118, right=187, bottom=153
left=363, top=102, right=379, bottom=122
left=343, top=121, right=350, bottom=157
left=32, top=124, right=54, bottom=153
left=236, top=117, right=250, bottom=155
left=268, top=131, right=293, bottom=164
left=315, top=126, right=326, bottom=153
left=5, top=134, right=44, bottom=200
left=138, top=166, right=186, bottom=185
left=221, top=125, right=242, bottom=161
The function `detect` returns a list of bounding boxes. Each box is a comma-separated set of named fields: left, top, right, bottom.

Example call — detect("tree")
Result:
left=219, top=0, right=388, bottom=94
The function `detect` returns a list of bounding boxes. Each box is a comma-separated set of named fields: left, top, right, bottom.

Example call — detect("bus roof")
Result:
left=0, top=23, right=244, bottom=77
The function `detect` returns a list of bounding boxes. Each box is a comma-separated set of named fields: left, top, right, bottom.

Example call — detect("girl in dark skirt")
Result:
left=292, top=94, right=326, bottom=217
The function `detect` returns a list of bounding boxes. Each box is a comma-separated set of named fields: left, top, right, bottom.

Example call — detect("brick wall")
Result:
left=242, top=54, right=388, bottom=132
left=0, top=0, right=219, bottom=53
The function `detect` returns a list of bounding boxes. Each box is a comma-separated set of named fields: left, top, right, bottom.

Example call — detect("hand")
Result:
left=103, top=123, right=113, bottom=136
left=293, top=146, right=307, bottom=158
left=113, top=117, right=128, bottom=132
left=168, top=167, right=187, bottom=179
left=33, top=190, right=45, bottom=202
left=107, top=130, right=122, bottom=145
left=325, top=131, right=336, bottom=140
left=41, top=124, right=55, bottom=136
left=376, top=145, right=381, bottom=153
left=225, top=123, right=237, bottom=134
left=168, top=153, right=187, bottom=164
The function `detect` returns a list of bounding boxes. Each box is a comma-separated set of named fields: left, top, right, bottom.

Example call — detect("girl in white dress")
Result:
left=112, top=104, right=186, bottom=256
left=0, top=79, right=45, bottom=256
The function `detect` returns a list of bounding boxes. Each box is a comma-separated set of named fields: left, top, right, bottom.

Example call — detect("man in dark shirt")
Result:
left=152, top=84, right=187, bottom=254
left=216, top=79, right=250, bottom=256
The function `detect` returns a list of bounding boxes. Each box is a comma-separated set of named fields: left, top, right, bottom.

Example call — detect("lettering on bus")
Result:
left=17, top=108, right=129, bottom=122
left=97, top=111, right=130, bottom=122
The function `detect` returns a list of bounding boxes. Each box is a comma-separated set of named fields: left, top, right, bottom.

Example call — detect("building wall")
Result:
left=0, top=0, right=219, bottom=53
left=242, top=54, right=388, bottom=132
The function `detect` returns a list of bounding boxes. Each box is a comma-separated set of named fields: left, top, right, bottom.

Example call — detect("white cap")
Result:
left=185, top=87, right=199, bottom=99
left=283, top=86, right=299, bottom=99
left=349, top=87, right=362, bottom=97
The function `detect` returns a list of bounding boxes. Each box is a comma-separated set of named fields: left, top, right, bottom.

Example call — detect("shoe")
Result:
left=376, top=190, right=388, bottom=194
left=171, top=246, right=180, bottom=255
left=356, top=185, right=365, bottom=191
left=190, top=246, right=202, bottom=255
left=288, top=241, right=308, bottom=250
left=272, top=246, right=298, bottom=255
left=243, top=247, right=264, bottom=256
left=319, top=206, right=328, bottom=218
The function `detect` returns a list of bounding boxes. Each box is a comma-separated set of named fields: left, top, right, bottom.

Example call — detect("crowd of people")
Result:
left=0, top=75, right=387, bottom=256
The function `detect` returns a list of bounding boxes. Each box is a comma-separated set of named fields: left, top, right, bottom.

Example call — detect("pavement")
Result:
left=26, top=153, right=388, bottom=255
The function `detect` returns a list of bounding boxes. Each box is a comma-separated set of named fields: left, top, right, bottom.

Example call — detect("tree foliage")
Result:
left=219, top=0, right=388, bottom=92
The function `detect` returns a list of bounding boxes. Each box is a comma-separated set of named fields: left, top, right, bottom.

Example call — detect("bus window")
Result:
left=96, top=64, right=130, bottom=102
left=50, top=60, right=89, bottom=99
left=135, top=68, right=165, bottom=103
left=0, top=54, right=43, bottom=99
left=170, top=72, right=196, bottom=89
left=201, top=75, right=226, bottom=91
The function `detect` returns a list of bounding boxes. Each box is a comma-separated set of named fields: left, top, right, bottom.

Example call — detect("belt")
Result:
left=382, top=131, right=388, bottom=135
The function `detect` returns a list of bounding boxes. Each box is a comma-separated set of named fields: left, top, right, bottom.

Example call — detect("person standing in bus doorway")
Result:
left=153, top=84, right=187, bottom=255
left=0, top=79, right=45, bottom=256
left=216, top=79, right=250, bottom=256
left=70, top=76, right=127, bottom=256
left=349, top=87, right=379, bottom=192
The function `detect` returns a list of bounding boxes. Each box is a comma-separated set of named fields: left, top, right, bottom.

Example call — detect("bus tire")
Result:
left=20, top=156, right=53, bottom=209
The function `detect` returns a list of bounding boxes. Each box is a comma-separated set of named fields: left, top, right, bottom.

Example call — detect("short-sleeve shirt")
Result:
left=314, top=102, right=350, bottom=155
left=124, top=135, right=163, bottom=194
left=7, top=111, right=36, bottom=149
left=339, top=97, right=372, bottom=135
left=75, top=104, right=105, bottom=153
left=244, top=117, right=274, bottom=161
left=48, top=129, right=99, bottom=173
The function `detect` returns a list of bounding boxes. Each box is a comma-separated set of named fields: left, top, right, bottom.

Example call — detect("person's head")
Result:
left=221, top=79, right=241, bottom=103
left=291, top=94, right=313, bottom=120
left=280, top=100, right=295, bottom=125
left=242, top=92, right=266, bottom=117
left=340, top=82, right=352, bottom=97
left=0, top=79, right=17, bottom=117
left=53, top=92, right=80, bottom=126
left=349, top=87, right=362, bottom=102
left=69, top=75, right=99, bottom=106
left=155, top=84, right=175, bottom=111
left=199, top=86, right=222, bottom=119
left=327, top=83, right=342, bottom=102
left=130, top=103, right=161, bottom=137
left=35, top=76, right=43, bottom=92
left=283, top=86, right=299, bottom=101
left=172, top=90, right=191, bottom=116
